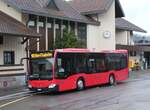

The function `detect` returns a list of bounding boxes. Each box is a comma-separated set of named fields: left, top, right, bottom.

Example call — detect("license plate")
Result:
left=37, top=89, right=42, bottom=91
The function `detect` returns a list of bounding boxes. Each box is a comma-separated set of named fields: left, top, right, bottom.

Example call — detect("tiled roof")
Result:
left=3, top=0, right=99, bottom=25
left=69, top=0, right=125, bottom=17
left=69, top=0, right=113, bottom=15
left=0, top=11, right=40, bottom=37
left=116, top=18, right=146, bottom=33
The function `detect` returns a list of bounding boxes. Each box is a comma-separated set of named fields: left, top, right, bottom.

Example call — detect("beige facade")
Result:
left=0, top=35, right=28, bottom=88
left=0, top=36, right=26, bottom=75
left=116, top=29, right=140, bottom=68
left=116, top=30, right=128, bottom=45
left=0, top=0, right=39, bottom=88
left=116, top=29, right=146, bottom=70
left=0, top=0, right=27, bottom=76
left=87, top=1, right=115, bottom=51
left=116, top=30, right=134, bottom=45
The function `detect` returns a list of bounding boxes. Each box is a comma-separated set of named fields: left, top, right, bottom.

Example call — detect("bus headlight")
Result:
left=48, top=84, right=56, bottom=89
left=28, top=84, right=32, bottom=88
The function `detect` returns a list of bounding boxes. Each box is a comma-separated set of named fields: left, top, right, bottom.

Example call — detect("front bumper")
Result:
left=29, top=85, right=59, bottom=92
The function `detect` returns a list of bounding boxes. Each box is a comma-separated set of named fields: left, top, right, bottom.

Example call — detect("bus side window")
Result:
left=96, top=59, right=106, bottom=72
left=120, top=55, right=128, bottom=69
left=87, top=53, right=97, bottom=73
left=57, top=59, right=64, bottom=73
left=87, top=58, right=96, bottom=73
left=106, top=54, right=120, bottom=70
left=75, top=53, right=87, bottom=73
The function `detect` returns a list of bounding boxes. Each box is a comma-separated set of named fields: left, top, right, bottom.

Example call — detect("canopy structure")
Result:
left=0, top=11, right=40, bottom=38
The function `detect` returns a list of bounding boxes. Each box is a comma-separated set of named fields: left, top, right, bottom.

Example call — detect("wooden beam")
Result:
left=45, top=17, right=48, bottom=50
left=37, top=16, right=40, bottom=51
left=53, top=19, right=56, bottom=46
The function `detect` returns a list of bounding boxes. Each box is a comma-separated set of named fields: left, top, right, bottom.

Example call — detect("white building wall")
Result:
left=0, top=37, right=26, bottom=65
left=116, top=30, right=135, bottom=46
left=127, top=31, right=134, bottom=45
left=116, top=30, right=128, bottom=45
left=0, top=0, right=22, bottom=22
left=0, top=0, right=28, bottom=88
left=87, top=1, right=115, bottom=51
left=0, top=36, right=26, bottom=75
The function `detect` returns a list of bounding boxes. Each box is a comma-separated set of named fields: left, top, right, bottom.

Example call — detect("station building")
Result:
left=0, top=0, right=147, bottom=88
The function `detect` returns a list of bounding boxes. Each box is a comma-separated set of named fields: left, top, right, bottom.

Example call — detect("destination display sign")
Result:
left=31, top=51, right=53, bottom=58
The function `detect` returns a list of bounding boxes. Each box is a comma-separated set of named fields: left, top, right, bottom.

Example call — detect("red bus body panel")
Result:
left=29, top=69, right=128, bottom=92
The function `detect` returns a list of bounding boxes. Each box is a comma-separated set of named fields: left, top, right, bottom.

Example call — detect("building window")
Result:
left=4, top=51, right=15, bottom=65
left=0, top=36, right=3, bottom=45
left=130, top=51, right=136, bottom=56
left=70, top=21, right=75, bottom=33
left=39, top=16, right=45, bottom=28
left=77, top=23, right=87, bottom=48
left=78, top=23, right=87, bottom=39
left=28, top=14, right=37, bottom=27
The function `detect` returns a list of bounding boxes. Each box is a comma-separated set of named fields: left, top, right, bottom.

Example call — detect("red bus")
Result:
left=28, top=48, right=128, bottom=92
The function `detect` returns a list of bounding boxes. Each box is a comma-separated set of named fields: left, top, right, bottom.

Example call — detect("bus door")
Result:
left=85, top=53, right=108, bottom=86
left=55, top=53, right=77, bottom=91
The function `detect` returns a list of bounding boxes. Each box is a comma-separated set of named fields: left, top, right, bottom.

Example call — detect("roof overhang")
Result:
left=116, top=27, right=147, bottom=33
left=80, top=0, right=114, bottom=15
left=78, top=0, right=125, bottom=17
left=0, top=11, right=41, bottom=38
left=80, top=0, right=113, bottom=15
left=22, top=10, right=100, bottom=25
left=0, top=32, right=41, bottom=38
left=116, top=18, right=147, bottom=33
left=115, top=0, right=125, bottom=17
left=3, top=0, right=100, bottom=26
left=116, top=44, right=150, bottom=52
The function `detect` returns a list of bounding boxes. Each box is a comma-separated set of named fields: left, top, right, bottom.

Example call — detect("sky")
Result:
left=120, top=0, right=150, bottom=35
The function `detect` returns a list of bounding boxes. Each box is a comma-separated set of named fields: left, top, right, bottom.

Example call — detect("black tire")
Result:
left=76, top=78, right=85, bottom=91
left=109, top=75, right=116, bottom=86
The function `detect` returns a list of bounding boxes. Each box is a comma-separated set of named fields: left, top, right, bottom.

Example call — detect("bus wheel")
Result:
left=77, top=79, right=85, bottom=91
left=109, top=75, right=116, bottom=86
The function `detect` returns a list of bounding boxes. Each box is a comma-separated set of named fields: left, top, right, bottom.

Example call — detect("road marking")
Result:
left=0, top=91, right=48, bottom=109
left=0, top=90, right=31, bottom=101
left=0, top=96, right=31, bottom=109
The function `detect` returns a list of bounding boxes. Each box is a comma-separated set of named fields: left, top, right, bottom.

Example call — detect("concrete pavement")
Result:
left=129, top=69, right=150, bottom=79
left=0, top=86, right=32, bottom=101
left=0, top=69, right=150, bottom=102
left=0, top=86, right=28, bottom=97
left=1, top=75, right=150, bottom=110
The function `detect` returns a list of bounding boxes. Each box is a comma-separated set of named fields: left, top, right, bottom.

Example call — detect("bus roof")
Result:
left=56, top=48, right=90, bottom=53
left=56, top=48, right=128, bottom=53
left=101, top=50, right=128, bottom=54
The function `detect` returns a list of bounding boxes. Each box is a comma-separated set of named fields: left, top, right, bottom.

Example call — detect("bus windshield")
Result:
left=29, top=58, right=54, bottom=80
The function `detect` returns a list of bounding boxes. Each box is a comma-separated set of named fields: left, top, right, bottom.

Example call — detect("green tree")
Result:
left=54, top=30, right=81, bottom=49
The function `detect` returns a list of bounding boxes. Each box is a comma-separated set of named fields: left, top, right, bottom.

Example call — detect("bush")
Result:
left=54, top=30, right=81, bottom=49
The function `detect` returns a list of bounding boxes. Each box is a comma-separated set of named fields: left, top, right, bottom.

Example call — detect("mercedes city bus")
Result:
left=28, top=48, right=128, bottom=92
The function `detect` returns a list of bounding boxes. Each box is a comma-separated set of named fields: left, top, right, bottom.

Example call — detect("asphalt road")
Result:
left=1, top=77, right=150, bottom=110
